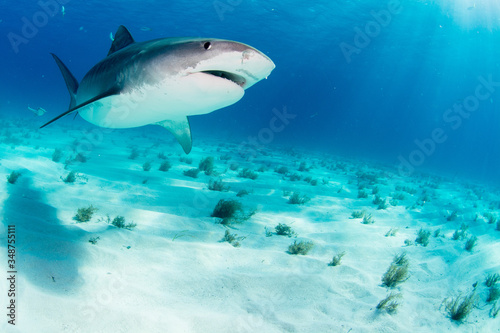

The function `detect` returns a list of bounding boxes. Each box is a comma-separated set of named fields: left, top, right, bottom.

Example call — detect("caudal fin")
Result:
left=50, top=53, right=78, bottom=110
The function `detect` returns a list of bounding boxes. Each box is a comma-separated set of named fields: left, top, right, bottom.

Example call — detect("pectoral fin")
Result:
left=40, top=86, right=121, bottom=129
left=156, top=117, right=192, bottom=154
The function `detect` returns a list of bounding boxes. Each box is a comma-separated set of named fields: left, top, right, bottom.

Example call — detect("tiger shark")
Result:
left=41, top=25, right=275, bottom=153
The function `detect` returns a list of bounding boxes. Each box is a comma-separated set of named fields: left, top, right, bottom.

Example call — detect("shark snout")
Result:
left=242, top=48, right=274, bottom=69
left=241, top=49, right=258, bottom=63
left=238, top=48, right=275, bottom=88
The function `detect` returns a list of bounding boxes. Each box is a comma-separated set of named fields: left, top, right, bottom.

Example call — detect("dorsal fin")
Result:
left=107, top=25, right=135, bottom=56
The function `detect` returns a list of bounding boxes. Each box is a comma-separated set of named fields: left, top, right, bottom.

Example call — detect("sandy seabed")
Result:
left=0, top=117, right=499, bottom=333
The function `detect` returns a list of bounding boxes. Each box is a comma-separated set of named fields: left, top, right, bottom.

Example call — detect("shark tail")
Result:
left=42, top=53, right=121, bottom=129
left=50, top=53, right=78, bottom=110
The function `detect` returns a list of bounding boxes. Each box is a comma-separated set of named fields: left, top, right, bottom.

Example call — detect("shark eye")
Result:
left=203, top=42, right=212, bottom=50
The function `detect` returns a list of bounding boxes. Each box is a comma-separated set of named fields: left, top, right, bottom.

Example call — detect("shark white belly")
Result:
left=78, top=72, right=245, bottom=128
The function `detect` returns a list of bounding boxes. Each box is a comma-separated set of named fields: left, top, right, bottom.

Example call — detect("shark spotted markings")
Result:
left=42, top=25, right=275, bottom=154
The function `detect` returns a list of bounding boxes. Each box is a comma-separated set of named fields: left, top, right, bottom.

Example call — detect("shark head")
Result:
left=42, top=26, right=275, bottom=154
left=99, top=38, right=275, bottom=119
left=177, top=39, right=275, bottom=90
left=114, top=37, right=275, bottom=117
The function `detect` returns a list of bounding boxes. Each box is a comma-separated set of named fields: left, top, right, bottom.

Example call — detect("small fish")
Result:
left=140, top=26, right=152, bottom=32
left=61, top=5, right=65, bottom=16
left=109, top=32, right=114, bottom=41
left=28, top=106, right=47, bottom=116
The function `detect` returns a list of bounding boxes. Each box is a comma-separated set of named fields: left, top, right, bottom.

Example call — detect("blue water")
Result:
left=2, top=0, right=500, bottom=184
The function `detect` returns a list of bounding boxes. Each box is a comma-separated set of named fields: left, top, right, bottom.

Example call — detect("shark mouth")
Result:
left=201, top=70, right=247, bottom=88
